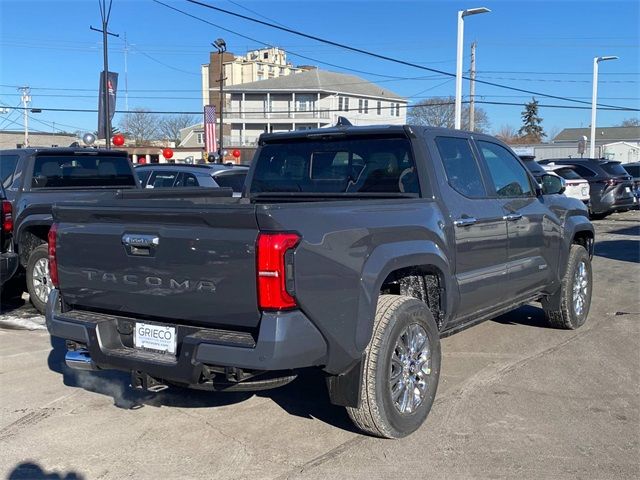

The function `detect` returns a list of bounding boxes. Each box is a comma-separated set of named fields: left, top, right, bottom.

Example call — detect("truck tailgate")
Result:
left=54, top=201, right=260, bottom=328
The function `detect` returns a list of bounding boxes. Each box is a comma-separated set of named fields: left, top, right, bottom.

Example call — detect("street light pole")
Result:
left=455, top=7, right=490, bottom=130
left=19, top=86, right=30, bottom=147
left=590, top=55, right=618, bottom=158
left=213, top=38, right=227, bottom=163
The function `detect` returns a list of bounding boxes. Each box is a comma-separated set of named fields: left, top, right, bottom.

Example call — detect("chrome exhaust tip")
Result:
left=65, top=349, right=99, bottom=371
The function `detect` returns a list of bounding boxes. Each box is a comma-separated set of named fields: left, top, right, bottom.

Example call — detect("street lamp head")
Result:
left=213, top=38, right=227, bottom=52
left=596, top=55, right=618, bottom=62
left=461, top=7, right=491, bottom=17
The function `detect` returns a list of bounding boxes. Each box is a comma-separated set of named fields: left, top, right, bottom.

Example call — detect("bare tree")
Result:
left=158, top=114, right=198, bottom=145
left=618, top=117, right=640, bottom=127
left=494, top=124, right=519, bottom=143
left=408, top=96, right=491, bottom=133
left=119, top=108, right=159, bottom=146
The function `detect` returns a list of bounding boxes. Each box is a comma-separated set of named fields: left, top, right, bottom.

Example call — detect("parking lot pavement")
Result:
left=1, top=211, right=638, bottom=480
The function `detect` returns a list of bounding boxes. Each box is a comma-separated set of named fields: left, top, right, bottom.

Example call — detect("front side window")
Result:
left=478, top=141, right=533, bottom=197
left=435, top=136, right=486, bottom=198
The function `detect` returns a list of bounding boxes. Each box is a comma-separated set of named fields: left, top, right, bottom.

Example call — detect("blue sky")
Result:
left=0, top=0, right=638, bottom=137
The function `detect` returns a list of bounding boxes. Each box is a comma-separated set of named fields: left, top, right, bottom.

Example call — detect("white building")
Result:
left=224, top=69, right=407, bottom=146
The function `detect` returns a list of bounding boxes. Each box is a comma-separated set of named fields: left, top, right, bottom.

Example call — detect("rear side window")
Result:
left=214, top=171, right=247, bottom=193
left=555, top=168, right=582, bottom=180
left=31, top=155, right=135, bottom=188
left=478, top=141, right=533, bottom=197
left=435, top=136, right=486, bottom=198
left=251, top=136, right=419, bottom=194
left=1, top=154, right=20, bottom=188
left=570, top=165, right=597, bottom=178
left=147, top=171, right=178, bottom=188
left=600, top=162, right=628, bottom=176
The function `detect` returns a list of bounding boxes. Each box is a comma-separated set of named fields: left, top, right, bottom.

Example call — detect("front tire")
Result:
left=347, top=295, right=441, bottom=439
left=542, top=245, right=592, bottom=329
left=26, top=244, right=52, bottom=315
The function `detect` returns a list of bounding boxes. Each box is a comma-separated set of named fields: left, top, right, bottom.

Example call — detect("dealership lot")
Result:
left=1, top=211, right=638, bottom=480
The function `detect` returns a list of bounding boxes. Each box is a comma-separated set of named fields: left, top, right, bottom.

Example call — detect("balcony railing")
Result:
left=228, top=107, right=330, bottom=120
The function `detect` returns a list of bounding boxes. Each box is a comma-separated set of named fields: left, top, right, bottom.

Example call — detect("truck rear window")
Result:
left=250, top=136, right=419, bottom=194
left=31, top=155, right=136, bottom=188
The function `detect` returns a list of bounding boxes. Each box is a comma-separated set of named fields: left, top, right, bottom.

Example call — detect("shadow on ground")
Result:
left=607, top=225, right=639, bottom=237
left=7, top=462, right=84, bottom=480
left=492, top=304, right=554, bottom=329
left=47, top=336, right=356, bottom=433
left=595, top=239, right=640, bottom=263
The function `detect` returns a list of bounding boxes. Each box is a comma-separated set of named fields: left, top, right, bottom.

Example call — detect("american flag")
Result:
left=204, top=105, right=217, bottom=154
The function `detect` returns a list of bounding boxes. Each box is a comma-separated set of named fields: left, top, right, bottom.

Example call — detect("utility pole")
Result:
left=124, top=32, right=129, bottom=112
left=90, top=0, right=118, bottom=149
left=19, top=86, right=31, bottom=147
left=469, top=41, right=477, bottom=132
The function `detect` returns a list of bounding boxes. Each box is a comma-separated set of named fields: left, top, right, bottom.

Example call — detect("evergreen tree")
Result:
left=518, top=97, right=546, bottom=142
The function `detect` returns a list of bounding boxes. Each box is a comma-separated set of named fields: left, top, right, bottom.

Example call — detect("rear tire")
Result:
left=542, top=245, right=592, bottom=330
left=347, top=295, right=441, bottom=439
left=26, top=244, right=51, bottom=315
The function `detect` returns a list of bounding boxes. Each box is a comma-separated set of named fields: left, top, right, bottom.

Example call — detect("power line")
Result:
left=152, top=0, right=441, bottom=81
left=181, top=0, right=636, bottom=111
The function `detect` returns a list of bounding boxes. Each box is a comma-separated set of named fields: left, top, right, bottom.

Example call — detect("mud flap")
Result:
left=326, top=356, right=364, bottom=408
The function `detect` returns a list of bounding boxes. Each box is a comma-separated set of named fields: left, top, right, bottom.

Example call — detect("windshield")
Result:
left=31, top=155, right=136, bottom=188
left=250, top=136, right=419, bottom=195
left=600, top=162, right=629, bottom=177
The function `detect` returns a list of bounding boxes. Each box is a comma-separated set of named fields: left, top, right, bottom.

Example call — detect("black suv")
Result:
left=539, top=158, right=636, bottom=216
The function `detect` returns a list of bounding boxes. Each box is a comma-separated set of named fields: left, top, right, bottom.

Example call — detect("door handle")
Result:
left=503, top=213, right=523, bottom=221
left=454, top=217, right=477, bottom=227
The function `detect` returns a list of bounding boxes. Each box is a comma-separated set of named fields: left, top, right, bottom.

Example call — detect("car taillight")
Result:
left=603, top=179, right=620, bottom=187
left=256, top=232, right=300, bottom=311
left=48, top=223, right=59, bottom=288
left=2, top=200, right=12, bottom=234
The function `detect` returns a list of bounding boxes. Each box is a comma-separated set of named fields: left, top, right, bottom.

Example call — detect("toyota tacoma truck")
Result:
left=0, top=147, right=139, bottom=311
left=45, top=125, right=594, bottom=438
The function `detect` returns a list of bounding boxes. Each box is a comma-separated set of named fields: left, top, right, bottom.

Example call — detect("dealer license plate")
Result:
left=134, top=323, right=177, bottom=354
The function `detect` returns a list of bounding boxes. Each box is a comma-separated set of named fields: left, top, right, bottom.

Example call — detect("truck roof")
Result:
left=0, top=147, right=129, bottom=156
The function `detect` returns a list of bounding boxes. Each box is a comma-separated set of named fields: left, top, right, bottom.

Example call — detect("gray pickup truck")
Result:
left=46, top=125, right=594, bottom=438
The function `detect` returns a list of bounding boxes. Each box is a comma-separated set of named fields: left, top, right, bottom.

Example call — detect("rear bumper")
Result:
left=46, top=289, right=327, bottom=386
left=0, top=252, right=19, bottom=286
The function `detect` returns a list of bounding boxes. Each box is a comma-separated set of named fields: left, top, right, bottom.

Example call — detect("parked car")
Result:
left=539, top=158, right=637, bottom=217
left=0, top=148, right=139, bottom=313
left=0, top=183, right=18, bottom=291
left=621, top=162, right=640, bottom=206
left=136, top=164, right=249, bottom=195
left=543, top=164, right=590, bottom=204
left=46, top=125, right=593, bottom=439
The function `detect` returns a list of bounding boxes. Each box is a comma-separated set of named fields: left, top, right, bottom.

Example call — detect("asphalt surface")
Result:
left=1, top=211, right=638, bottom=480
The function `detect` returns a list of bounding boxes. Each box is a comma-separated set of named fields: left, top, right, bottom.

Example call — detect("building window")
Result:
left=358, top=99, right=363, bottom=113
left=344, top=97, right=349, bottom=112
left=338, top=96, right=343, bottom=111
left=257, top=73, right=263, bottom=81
left=377, top=101, right=381, bottom=115
left=51, top=144, right=58, bottom=147
left=196, top=132, right=204, bottom=145
left=364, top=100, right=369, bottom=114
left=279, top=67, right=285, bottom=75
left=396, top=103, right=400, bottom=117
left=263, top=52, right=269, bottom=59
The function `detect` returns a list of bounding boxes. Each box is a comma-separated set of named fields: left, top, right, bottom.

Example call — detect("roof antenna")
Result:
left=336, top=116, right=352, bottom=127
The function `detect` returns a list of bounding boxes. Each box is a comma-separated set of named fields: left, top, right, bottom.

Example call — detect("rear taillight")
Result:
left=1, top=200, right=12, bottom=234
left=48, top=223, right=59, bottom=288
left=256, top=232, right=300, bottom=310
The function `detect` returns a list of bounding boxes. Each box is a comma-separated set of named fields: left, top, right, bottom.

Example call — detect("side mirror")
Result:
left=541, top=174, right=565, bottom=195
